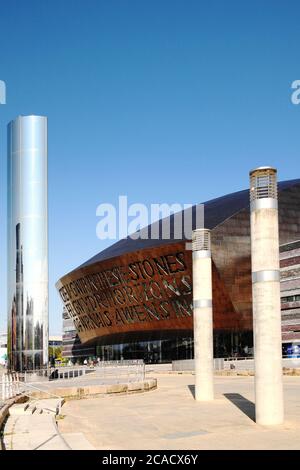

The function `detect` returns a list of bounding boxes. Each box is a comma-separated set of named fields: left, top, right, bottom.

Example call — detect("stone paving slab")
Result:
left=58, top=374, right=300, bottom=450
left=61, top=432, right=95, bottom=450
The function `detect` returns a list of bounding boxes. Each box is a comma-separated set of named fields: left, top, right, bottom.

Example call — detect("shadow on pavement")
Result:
left=187, top=387, right=255, bottom=423
left=224, top=393, right=255, bottom=422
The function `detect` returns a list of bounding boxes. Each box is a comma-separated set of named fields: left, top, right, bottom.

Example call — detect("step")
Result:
left=8, top=404, right=29, bottom=416
left=2, top=397, right=68, bottom=450
left=9, top=402, right=37, bottom=415
left=34, top=398, right=64, bottom=415
left=3, top=412, right=69, bottom=450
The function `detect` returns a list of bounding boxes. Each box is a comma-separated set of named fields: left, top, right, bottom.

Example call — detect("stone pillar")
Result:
left=250, top=166, right=284, bottom=425
left=192, top=228, right=214, bottom=401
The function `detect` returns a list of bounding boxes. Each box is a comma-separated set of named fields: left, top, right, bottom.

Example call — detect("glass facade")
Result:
left=7, top=115, right=48, bottom=371
left=62, top=308, right=95, bottom=362
left=90, top=331, right=253, bottom=364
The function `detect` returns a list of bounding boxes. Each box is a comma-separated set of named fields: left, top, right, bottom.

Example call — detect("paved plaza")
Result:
left=57, top=373, right=300, bottom=450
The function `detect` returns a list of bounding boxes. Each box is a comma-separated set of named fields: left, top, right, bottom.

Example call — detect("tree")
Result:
left=49, top=346, right=63, bottom=361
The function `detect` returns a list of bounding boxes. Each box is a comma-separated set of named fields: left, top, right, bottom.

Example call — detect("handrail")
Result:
left=223, top=357, right=254, bottom=361
left=224, top=355, right=300, bottom=361
left=20, top=382, right=62, bottom=401
left=1, top=373, right=63, bottom=415
left=7, top=359, right=145, bottom=374
left=19, top=383, right=63, bottom=415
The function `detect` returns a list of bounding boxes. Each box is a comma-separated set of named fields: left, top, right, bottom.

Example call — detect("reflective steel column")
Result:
left=7, top=115, right=48, bottom=371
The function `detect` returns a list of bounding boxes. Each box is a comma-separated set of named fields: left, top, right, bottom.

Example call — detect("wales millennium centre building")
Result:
left=57, top=179, right=300, bottom=363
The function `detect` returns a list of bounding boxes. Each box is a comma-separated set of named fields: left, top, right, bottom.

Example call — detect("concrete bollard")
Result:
left=192, top=228, right=214, bottom=401
left=250, top=166, right=284, bottom=425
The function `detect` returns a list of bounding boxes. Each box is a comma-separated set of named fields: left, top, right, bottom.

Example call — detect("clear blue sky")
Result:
left=0, top=0, right=299, bottom=334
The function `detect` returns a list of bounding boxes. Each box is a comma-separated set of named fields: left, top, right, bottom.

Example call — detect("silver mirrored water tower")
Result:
left=7, top=115, right=48, bottom=371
